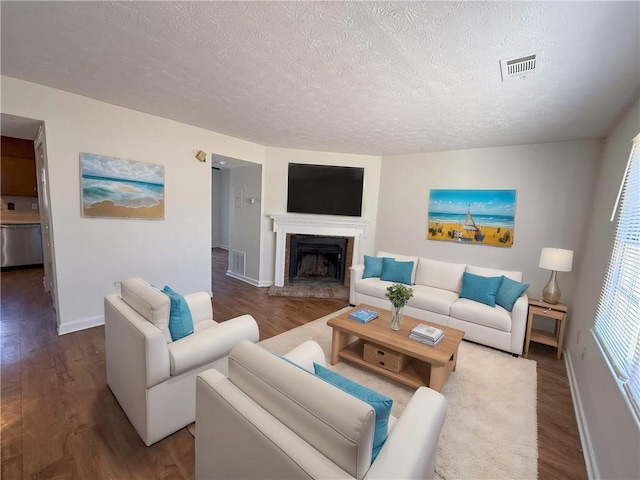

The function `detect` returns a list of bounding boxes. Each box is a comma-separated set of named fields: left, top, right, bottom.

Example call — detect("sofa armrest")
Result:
left=168, top=314, right=259, bottom=376
left=283, top=340, right=326, bottom=372
left=183, top=292, right=213, bottom=324
left=350, top=264, right=365, bottom=305
left=510, top=294, right=529, bottom=355
left=365, top=387, right=446, bottom=480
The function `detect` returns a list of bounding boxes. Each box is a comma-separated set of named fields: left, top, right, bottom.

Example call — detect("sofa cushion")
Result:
left=355, top=277, right=396, bottom=298
left=363, top=255, right=390, bottom=279
left=409, top=285, right=459, bottom=316
left=466, top=265, right=523, bottom=282
left=380, top=257, right=414, bottom=285
left=314, top=363, right=393, bottom=463
left=162, top=286, right=195, bottom=341
left=377, top=251, right=419, bottom=284
left=459, top=272, right=503, bottom=307
left=120, top=277, right=172, bottom=343
left=495, top=276, right=530, bottom=312
left=415, top=258, right=466, bottom=293
left=450, top=298, right=512, bottom=332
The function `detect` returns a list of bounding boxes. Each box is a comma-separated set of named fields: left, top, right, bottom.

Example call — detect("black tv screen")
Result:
left=287, top=163, right=364, bottom=216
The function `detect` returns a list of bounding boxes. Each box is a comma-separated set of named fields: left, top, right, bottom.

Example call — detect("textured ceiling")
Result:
left=1, top=1, right=639, bottom=156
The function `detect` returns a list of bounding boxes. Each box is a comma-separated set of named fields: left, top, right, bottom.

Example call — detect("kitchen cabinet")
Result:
left=1, top=136, right=37, bottom=196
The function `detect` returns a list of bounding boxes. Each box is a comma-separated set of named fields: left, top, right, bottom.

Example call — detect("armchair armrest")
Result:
left=168, top=314, right=259, bottom=376
left=365, top=387, right=446, bottom=480
left=183, top=292, right=213, bottom=324
left=104, top=294, right=171, bottom=390
left=283, top=340, right=326, bottom=372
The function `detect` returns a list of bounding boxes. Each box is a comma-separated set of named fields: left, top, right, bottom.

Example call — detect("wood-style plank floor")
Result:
left=1, top=248, right=587, bottom=479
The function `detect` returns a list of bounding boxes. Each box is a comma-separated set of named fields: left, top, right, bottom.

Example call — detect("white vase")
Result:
left=390, top=305, right=403, bottom=331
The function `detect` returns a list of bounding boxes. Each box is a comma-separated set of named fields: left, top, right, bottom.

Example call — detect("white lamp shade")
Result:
left=539, top=248, right=573, bottom=272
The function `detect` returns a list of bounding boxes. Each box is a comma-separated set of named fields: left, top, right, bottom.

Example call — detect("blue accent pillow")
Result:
left=380, top=257, right=414, bottom=285
left=162, top=286, right=194, bottom=341
left=313, top=362, right=392, bottom=463
left=495, top=276, right=530, bottom=312
left=459, top=272, right=504, bottom=307
left=363, top=255, right=386, bottom=279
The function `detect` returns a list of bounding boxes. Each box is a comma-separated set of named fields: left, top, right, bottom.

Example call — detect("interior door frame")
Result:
left=35, top=124, right=60, bottom=322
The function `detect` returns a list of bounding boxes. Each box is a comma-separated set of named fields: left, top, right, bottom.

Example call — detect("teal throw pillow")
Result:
left=459, top=272, right=504, bottom=307
left=363, top=255, right=387, bottom=279
left=313, top=362, right=392, bottom=463
left=495, top=276, right=530, bottom=312
left=380, top=257, right=414, bottom=285
left=162, top=286, right=194, bottom=341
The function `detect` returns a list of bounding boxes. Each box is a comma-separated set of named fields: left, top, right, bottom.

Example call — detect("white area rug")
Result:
left=259, top=307, right=538, bottom=480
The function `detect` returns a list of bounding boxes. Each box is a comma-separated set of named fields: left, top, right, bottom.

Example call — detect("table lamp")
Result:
left=538, top=248, right=573, bottom=304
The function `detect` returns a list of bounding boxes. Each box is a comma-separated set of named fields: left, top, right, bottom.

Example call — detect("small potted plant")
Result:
left=385, top=283, right=414, bottom=331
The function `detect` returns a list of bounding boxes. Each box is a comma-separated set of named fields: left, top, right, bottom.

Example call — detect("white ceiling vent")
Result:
left=500, top=51, right=542, bottom=81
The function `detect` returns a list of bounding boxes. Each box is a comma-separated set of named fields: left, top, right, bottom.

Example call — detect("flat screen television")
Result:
left=287, top=163, right=364, bottom=217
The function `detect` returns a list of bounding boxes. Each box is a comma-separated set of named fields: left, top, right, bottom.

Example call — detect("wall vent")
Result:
left=500, top=51, right=542, bottom=81
left=229, top=250, right=246, bottom=277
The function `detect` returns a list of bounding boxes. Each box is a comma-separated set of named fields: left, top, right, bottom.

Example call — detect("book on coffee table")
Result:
left=410, top=324, right=445, bottom=346
left=348, top=308, right=378, bottom=323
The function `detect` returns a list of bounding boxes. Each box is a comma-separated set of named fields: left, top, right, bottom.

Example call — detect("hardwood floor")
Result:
left=0, top=248, right=587, bottom=479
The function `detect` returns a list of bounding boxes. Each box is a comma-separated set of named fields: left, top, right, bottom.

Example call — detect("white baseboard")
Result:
left=58, top=315, right=104, bottom=335
left=224, top=270, right=272, bottom=288
left=564, top=349, right=598, bottom=479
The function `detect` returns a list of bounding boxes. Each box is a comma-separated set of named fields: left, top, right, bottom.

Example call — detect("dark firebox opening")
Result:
left=288, top=235, right=347, bottom=285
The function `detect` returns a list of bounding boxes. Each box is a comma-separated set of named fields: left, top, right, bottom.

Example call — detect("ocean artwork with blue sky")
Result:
left=80, top=152, right=164, bottom=219
left=427, top=189, right=516, bottom=247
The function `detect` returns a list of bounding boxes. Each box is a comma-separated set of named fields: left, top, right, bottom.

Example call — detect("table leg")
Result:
left=523, top=311, right=534, bottom=358
left=556, top=317, right=566, bottom=360
left=452, top=348, right=458, bottom=372
left=429, top=365, right=446, bottom=392
left=330, top=329, right=347, bottom=365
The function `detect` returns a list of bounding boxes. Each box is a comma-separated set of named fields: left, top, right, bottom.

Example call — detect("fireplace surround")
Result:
left=270, top=215, right=370, bottom=288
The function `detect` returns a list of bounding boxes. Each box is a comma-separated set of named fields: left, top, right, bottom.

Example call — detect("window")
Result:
left=593, top=133, right=640, bottom=420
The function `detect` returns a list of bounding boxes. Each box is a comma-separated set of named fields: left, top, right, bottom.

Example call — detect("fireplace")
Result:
left=288, top=235, right=347, bottom=285
left=270, top=214, right=370, bottom=288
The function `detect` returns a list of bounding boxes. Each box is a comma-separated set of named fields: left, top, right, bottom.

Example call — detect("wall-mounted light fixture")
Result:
left=195, top=150, right=207, bottom=162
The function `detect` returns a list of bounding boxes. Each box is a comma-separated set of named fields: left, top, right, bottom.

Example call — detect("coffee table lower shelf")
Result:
left=338, top=339, right=432, bottom=390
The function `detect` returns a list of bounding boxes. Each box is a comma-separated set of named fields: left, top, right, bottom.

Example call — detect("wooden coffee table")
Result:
left=327, top=304, right=465, bottom=392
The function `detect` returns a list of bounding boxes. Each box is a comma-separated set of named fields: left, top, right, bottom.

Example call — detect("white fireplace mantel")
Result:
left=270, top=214, right=370, bottom=287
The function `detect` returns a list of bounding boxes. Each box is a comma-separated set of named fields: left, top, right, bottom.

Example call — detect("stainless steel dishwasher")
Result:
left=1, top=223, right=44, bottom=267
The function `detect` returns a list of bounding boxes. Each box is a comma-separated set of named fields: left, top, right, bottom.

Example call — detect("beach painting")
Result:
left=427, top=189, right=516, bottom=247
left=80, top=153, right=164, bottom=219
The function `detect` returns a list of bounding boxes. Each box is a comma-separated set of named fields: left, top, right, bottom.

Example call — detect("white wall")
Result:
left=376, top=140, right=603, bottom=306
left=228, top=164, right=262, bottom=283
left=1, top=76, right=265, bottom=333
left=211, top=168, right=231, bottom=249
left=259, top=147, right=382, bottom=285
left=567, top=98, right=640, bottom=480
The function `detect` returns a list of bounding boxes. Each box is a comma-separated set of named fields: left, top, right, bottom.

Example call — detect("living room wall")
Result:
left=228, top=164, right=262, bottom=284
left=1, top=76, right=266, bottom=333
left=259, top=147, right=382, bottom=285
left=567, top=98, right=640, bottom=480
left=376, top=139, right=604, bottom=307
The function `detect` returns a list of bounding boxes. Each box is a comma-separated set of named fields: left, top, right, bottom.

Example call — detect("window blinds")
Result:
left=593, top=134, right=640, bottom=420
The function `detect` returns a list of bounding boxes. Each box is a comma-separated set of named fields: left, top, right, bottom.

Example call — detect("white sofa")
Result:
left=104, top=277, right=260, bottom=446
left=350, top=251, right=529, bottom=355
left=195, top=340, right=447, bottom=480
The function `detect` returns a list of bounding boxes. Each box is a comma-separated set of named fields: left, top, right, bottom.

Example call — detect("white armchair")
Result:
left=196, top=340, right=447, bottom=479
left=104, top=277, right=259, bottom=446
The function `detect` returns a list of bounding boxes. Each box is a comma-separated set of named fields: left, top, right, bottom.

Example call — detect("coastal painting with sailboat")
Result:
left=427, top=189, right=516, bottom=247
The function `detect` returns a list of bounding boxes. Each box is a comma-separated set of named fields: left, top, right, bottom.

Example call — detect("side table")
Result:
left=524, top=299, right=568, bottom=359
